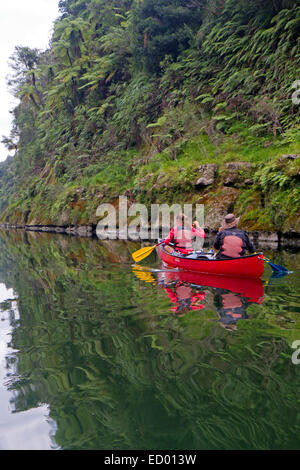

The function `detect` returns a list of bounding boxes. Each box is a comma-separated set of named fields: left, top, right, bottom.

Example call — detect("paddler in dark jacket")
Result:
left=213, top=213, right=255, bottom=259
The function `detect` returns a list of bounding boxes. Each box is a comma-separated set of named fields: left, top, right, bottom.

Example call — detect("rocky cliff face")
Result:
left=1, top=154, right=299, bottom=247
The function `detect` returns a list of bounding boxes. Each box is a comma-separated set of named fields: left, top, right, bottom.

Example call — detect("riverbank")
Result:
left=0, top=135, right=299, bottom=239
left=1, top=223, right=299, bottom=249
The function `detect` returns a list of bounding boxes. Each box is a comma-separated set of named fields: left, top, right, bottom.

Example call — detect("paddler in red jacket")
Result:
left=164, top=213, right=205, bottom=254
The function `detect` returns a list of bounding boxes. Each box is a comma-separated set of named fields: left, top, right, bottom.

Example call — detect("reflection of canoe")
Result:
left=157, top=270, right=264, bottom=304
left=157, top=244, right=264, bottom=279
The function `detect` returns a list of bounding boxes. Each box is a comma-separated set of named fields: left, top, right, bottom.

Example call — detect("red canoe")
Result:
left=157, top=244, right=264, bottom=279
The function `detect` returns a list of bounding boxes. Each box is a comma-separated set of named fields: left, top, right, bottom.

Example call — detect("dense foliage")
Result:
left=0, top=0, right=299, bottom=230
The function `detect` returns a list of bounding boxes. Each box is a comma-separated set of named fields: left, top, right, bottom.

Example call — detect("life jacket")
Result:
left=175, top=285, right=193, bottom=301
left=220, top=231, right=243, bottom=258
left=221, top=293, right=243, bottom=309
left=173, top=226, right=194, bottom=251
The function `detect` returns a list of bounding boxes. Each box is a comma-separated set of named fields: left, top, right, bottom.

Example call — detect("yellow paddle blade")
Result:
left=131, top=244, right=157, bottom=263
left=132, top=266, right=155, bottom=283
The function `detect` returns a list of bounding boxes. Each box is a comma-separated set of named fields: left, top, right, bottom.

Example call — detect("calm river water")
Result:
left=0, top=229, right=299, bottom=450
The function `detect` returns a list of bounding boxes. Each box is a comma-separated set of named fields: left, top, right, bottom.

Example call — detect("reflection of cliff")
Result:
left=0, top=230, right=300, bottom=450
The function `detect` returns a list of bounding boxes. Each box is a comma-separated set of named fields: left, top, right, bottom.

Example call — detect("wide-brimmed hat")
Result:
left=221, top=213, right=240, bottom=229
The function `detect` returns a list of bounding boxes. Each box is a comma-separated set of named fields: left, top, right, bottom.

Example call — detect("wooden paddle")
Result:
left=132, top=241, right=164, bottom=263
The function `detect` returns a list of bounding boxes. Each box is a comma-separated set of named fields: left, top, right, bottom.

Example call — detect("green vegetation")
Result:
left=0, top=0, right=299, bottom=232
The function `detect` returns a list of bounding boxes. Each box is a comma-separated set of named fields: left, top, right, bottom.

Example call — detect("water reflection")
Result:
left=0, top=282, right=57, bottom=450
left=0, top=230, right=299, bottom=450
left=159, top=281, right=205, bottom=316
left=214, top=291, right=250, bottom=330
left=133, top=266, right=264, bottom=329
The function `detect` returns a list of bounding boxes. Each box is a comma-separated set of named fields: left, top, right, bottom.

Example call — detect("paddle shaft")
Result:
left=262, top=256, right=288, bottom=272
